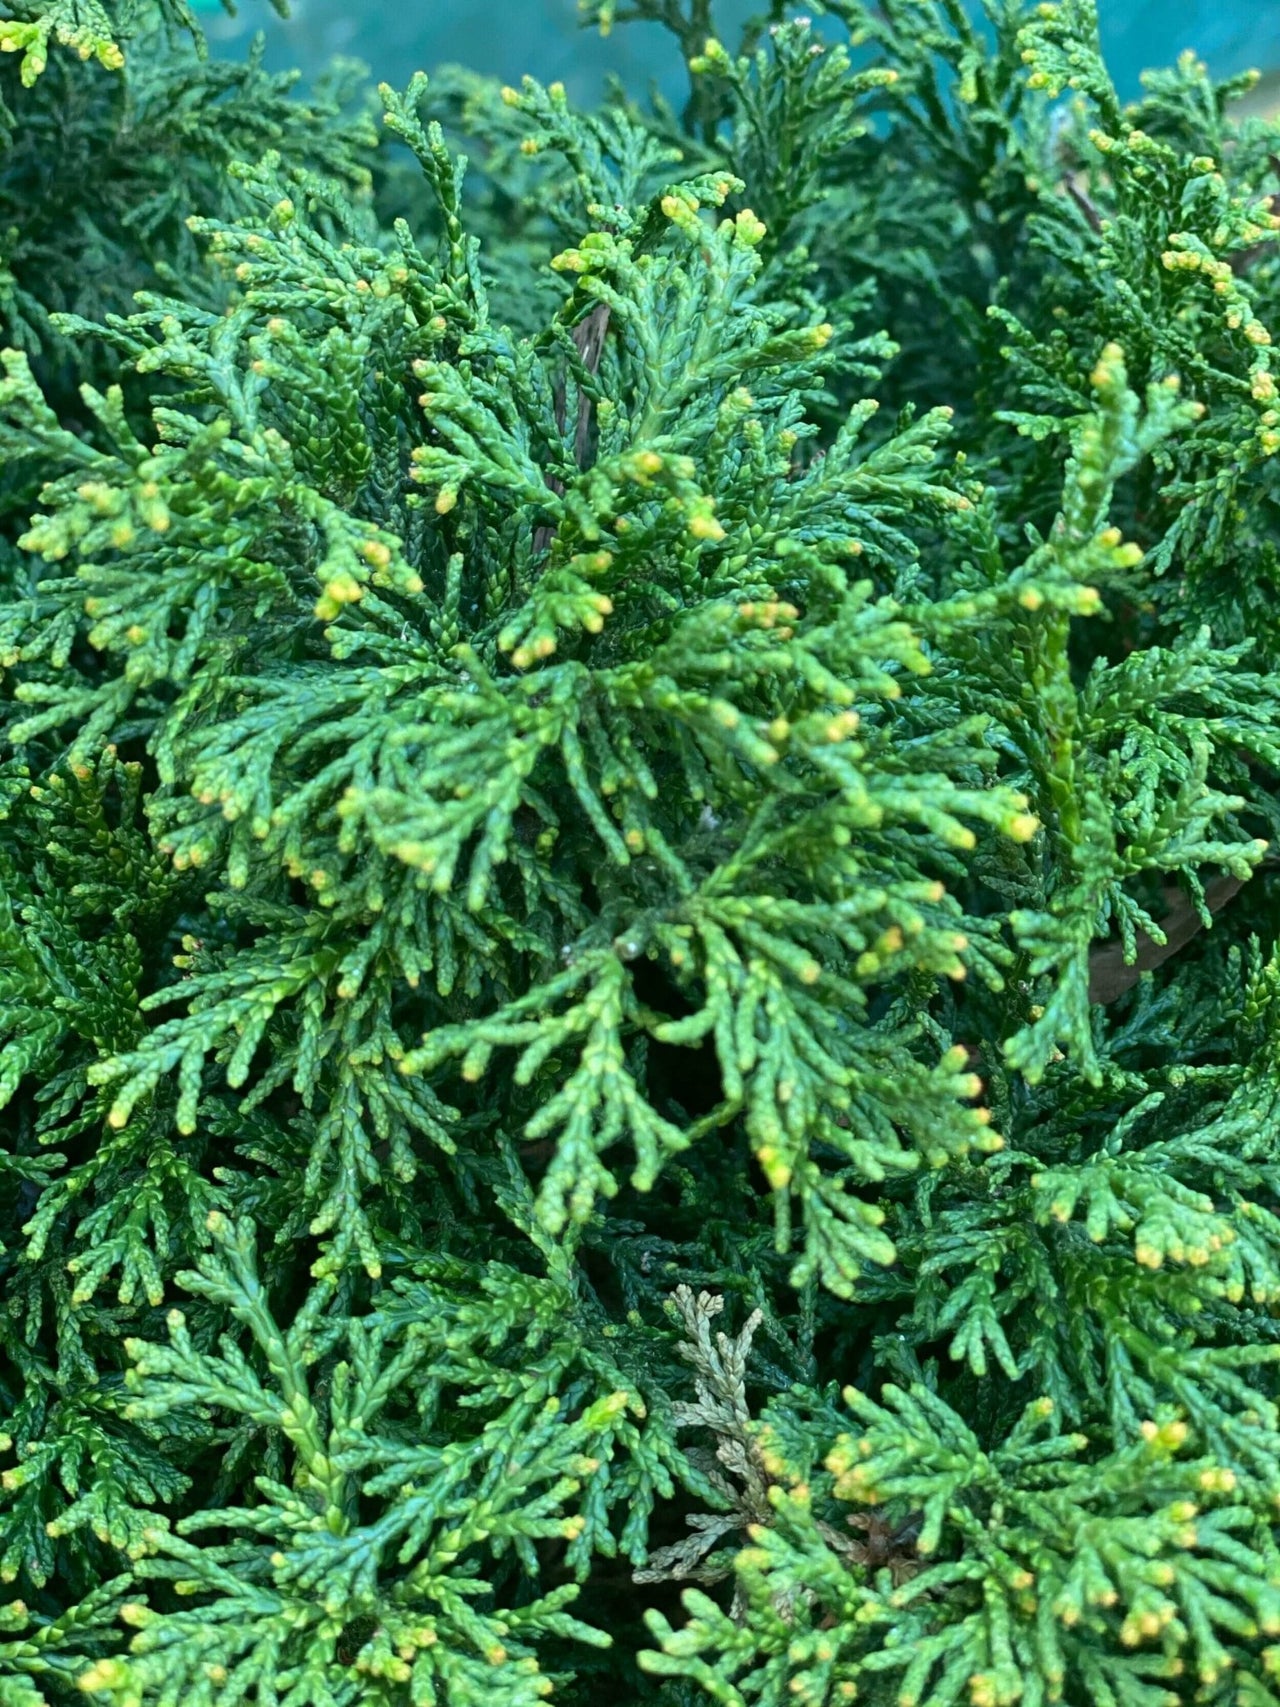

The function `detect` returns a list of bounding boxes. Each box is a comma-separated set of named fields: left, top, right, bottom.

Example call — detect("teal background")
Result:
left=198, top=1, right=1280, bottom=104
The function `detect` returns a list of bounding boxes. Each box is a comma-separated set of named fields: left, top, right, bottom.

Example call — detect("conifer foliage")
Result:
left=4, top=0, right=1280, bottom=1703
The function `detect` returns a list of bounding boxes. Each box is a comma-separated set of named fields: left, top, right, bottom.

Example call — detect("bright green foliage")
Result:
left=77, top=1209, right=655, bottom=1707
left=0, top=0, right=372, bottom=410
left=644, top=1386, right=1280, bottom=1707
left=0, top=0, right=284, bottom=87
left=5, top=1, right=1280, bottom=1705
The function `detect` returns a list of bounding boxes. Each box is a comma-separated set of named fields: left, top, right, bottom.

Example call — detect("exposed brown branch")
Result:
left=1062, top=172, right=1103, bottom=233
left=532, top=302, right=611, bottom=557
left=1087, top=872, right=1248, bottom=1005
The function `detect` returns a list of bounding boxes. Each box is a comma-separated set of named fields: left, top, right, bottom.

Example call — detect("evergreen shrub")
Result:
left=4, top=1, right=1280, bottom=1703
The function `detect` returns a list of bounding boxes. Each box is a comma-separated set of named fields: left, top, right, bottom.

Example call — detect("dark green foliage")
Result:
left=5, top=2, right=1280, bottom=1705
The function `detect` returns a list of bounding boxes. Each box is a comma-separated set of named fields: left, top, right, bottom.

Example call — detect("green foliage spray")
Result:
left=5, top=2, right=1280, bottom=1704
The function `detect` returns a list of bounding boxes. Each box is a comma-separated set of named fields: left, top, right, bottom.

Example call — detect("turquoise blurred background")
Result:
left=196, top=1, right=1280, bottom=105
